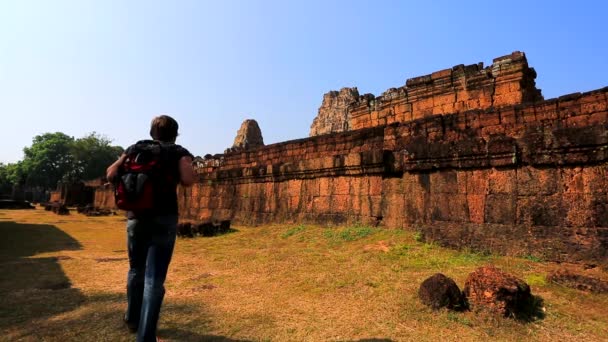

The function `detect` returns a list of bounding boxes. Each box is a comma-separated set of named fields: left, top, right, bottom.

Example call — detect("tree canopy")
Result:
left=70, top=133, right=124, bottom=182
left=0, top=132, right=123, bottom=193
left=21, top=132, right=76, bottom=189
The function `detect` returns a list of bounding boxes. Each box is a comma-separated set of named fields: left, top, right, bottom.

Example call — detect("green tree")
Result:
left=70, top=132, right=124, bottom=181
left=6, top=132, right=124, bottom=191
left=0, top=163, right=13, bottom=195
left=21, top=132, right=75, bottom=189
left=4, top=162, right=26, bottom=186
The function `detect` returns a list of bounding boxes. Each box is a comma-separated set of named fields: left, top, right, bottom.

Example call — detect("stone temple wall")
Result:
left=176, top=84, right=608, bottom=265
left=310, top=51, right=542, bottom=136
left=95, top=52, right=608, bottom=265
left=94, top=184, right=116, bottom=210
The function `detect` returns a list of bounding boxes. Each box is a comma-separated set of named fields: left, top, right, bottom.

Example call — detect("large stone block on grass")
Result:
left=547, top=269, right=608, bottom=293
left=463, top=265, right=532, bottom=317
left=418, top=273, right=466, bottom=310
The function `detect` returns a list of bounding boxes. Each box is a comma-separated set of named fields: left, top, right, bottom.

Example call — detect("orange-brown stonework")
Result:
left=310, top=51, right=543, bottom=136
left=93, top=184, right=117, bottom=210
left=95, top=52, right=608, bottom=266
left=49, top=191, right=61, bottom=203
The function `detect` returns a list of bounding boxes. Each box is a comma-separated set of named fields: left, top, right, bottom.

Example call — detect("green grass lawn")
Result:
left=1, top=208, right=607, bottom=341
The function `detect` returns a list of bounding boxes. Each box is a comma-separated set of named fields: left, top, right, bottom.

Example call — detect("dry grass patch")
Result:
left=1, top=208, right=607, bottom=341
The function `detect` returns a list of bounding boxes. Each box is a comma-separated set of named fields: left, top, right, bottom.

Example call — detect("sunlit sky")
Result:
left=1, top=0, right=607, bottom=163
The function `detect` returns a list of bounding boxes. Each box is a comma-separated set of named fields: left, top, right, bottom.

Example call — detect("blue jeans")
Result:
left=125, top=215, right=178, bottom=342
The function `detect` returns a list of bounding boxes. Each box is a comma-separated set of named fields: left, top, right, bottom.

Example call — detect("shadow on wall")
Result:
left=0, top=221, right=84, bottom=330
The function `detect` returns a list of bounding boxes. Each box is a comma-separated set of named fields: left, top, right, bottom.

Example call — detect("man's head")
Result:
left=150, top=115, right=179, bottom=143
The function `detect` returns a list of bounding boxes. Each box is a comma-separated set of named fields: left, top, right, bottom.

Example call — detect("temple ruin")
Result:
left=94, top=51, right=608, bottom=266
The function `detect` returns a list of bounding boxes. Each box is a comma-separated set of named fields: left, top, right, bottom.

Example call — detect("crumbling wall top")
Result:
left=310, top=51, right=544, bottom=136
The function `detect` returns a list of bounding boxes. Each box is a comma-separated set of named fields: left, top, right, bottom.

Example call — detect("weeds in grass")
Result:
left=385, top=243, right=491, bottom=270
left=413, top=231, right=423, bottom=242
left=447, top=312, right=473, bottom=327
left=324, top=225, right=376, bottom=242
left=391, top=243, right=411, bottom=256
left=450, top=249, right=493, bottom=266
left=525, top=273, right=547, bottom=287
left=281, top=224, right=306, bottom=238
left=523, top=254, right=544, bottom=263
left=364, top=281, right=379, bottom=288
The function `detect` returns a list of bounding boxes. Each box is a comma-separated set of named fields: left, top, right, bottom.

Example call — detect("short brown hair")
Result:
left=150, top=115, right=179, bottom=142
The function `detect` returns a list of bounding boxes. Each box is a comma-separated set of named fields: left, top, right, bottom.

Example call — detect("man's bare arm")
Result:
left=179, top=156, right=195, bottom=186
left=106, top=154, right=127, bottom=181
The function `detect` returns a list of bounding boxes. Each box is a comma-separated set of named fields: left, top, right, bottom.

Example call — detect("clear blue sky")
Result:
left=1, top=0, right=607, bottom=163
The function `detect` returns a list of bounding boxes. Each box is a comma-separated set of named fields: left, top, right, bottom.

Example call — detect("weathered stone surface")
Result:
left=53, top=182, right=95, bottom=206
left=310, top=51, right=544, bottom=134
left=177, top=220, right=231, bottom=238
left=76, top=204, right=114, bottom=216
left=44, top=202, right=69, bottom=215
left=91, top=53, right=608, bottom=266
left=463, top=266, right=532, bottom=316
left=232, top=119, right=264, bottom=150
left=310, top=87, right=359, bottom=136
left=93, top=184, right=117, bottom=210
left=418, top=273, right=465, bottom=310
left=169, top=85, right=608, bottom=264
left=547, top=269, right=608, bottom=293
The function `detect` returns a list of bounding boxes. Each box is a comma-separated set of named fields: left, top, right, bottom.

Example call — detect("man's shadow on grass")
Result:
left=157, top=329, right=393, bottom=342
left=158, top=328, right=252, bottom=341
left=0, top=220, right=85, bottom=330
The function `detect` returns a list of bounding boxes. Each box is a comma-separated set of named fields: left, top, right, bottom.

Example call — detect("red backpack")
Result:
left=114, top=141, right=173, bottom=212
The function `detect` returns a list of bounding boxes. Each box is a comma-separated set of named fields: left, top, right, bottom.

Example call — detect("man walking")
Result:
left=107, top=115, right=195, bottom=342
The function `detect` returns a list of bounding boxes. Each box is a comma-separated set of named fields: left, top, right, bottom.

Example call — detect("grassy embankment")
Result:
left=0, top=208, right=607, bottom=341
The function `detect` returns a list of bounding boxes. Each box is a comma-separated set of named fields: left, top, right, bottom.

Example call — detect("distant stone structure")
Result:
left=49, top=181, right=96, bottom=207
left=310, top=87, right=360, bottom=136
left=94, top=52, right=608, bottom=267
left=232, top=119, right=264, bottom=150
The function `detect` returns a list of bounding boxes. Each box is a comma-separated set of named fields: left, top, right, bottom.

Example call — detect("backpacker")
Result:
left=114, top=140, right=173, bottom=212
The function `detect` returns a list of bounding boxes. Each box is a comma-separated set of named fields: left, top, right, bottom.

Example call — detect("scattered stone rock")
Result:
left=76, top=204, right=92, bottom=213
left=547, top=269, right=608, bottom=293
left=418, top=273, right=466, bottom=310
left=76, top=204, right=114, bottom=216
left=232, top=119, right=264, bottom=150
left=310, top=87, right=360, bottom=136
left=463, top=265, right=533, bottom=317
left=43, top=202, right=69, bottom=215
left=55, top=205, right=69, bottom=215
left=177, top=220, right=231, bottom=238
left=0, top=199, right=35, bottom=209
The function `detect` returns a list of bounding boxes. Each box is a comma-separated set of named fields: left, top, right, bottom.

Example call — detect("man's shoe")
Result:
left=123, top=315, right=138, bottom=333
